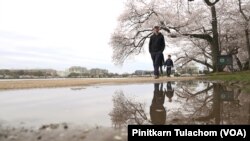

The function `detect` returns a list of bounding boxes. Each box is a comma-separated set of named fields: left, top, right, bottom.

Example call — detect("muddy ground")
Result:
left=0, top=77, right=197, bottom=90
left=0, top=123, right=127, bottom=141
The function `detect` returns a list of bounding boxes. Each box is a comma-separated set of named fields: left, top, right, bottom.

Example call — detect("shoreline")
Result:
left=0, top=77, right=199, bottom=90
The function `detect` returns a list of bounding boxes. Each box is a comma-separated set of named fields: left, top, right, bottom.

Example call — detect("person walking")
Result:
left=149, top=26, right=165, bottom=79
left=164, top=55, right=174, bottom=77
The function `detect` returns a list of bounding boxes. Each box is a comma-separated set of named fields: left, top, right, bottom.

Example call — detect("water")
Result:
left=0, top=81, right=249, bottom=128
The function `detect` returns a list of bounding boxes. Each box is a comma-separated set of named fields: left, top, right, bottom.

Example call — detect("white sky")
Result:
left=0, top=0, right=176, bottom=74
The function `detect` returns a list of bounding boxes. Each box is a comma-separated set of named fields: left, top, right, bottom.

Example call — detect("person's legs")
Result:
left=159, top=54, right=164, bottom=76
left=151, top=53, right=158, bottom=78
left=150, top=53, right=156, bottom=67
left=167, top=67, right=171, bottom=77
left=154, top=83, right=160, bottom=92
left=160, top=66, right=163, bottom=76
left=151, top=52, right=161, bottom=78
left=154, top=52, right=161, bottom=78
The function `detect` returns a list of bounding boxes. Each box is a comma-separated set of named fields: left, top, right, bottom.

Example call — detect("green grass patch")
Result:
left=203, top=71, right=250, bottom=93
left=205, top=71, right=250, bottom=82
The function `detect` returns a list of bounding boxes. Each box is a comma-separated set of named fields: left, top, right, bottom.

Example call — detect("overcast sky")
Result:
left=0, top=0, right=173, bottom=74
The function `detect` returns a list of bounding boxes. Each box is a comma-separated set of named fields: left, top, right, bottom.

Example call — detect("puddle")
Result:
left=0, top=81, right=249, bottom=141
left=0, top=81, right=249, bottom=128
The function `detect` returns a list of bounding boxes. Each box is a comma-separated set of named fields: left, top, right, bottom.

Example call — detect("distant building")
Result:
left=90, top=68, right=108, bottom=76
left=134, top=70, right=152, bottom=76
left=176, top=66, right=198, bottom=75
left=0, top=75, right=4, bottom=79
left=68, top=66, right=88, bottom=74
left=66, top=66, right=109, bottom=77
left=57, top=71, right=69, bottom=77
left=134, top=70, right=145, bottom=75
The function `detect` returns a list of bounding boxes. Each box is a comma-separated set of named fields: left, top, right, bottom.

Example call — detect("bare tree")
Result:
left=182, top=0, right=221, bottom=71
left=109, top=91, right=149, bottom=127
left=110, top=0, right=224, bottom=71
left=111, top=0, right=250, bottom=72
left=238, top=0, right=250, bottom=69
left=216, top=0, right=244, bottom=71
left=174, top=39, right=213, bottom=69
left=110, top=0, right=196, bottom=65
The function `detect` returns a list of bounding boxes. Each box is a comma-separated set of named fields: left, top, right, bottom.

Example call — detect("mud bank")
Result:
left=0, top=123, right=127, bottom=141
left=0, top=77, right=197, bottom=90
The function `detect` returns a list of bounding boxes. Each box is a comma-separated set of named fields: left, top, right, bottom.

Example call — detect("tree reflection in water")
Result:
left=109, top=90, right=150, bottom=128
left=109, top=81, right=250, bottom=126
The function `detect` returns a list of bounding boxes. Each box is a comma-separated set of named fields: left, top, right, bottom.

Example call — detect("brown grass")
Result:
left=0, top=77, right=197, bottom=90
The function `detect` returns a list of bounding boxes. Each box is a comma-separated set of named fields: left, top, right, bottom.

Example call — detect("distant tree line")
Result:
left=0, top=69, right=57, bottom=79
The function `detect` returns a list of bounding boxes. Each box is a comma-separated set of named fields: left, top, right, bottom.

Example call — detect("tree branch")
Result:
left=183, top=85, right=213, bottom=97
left=175, top=54, right=213, bottom=69
left=190, top=57, right=213, bottom=69
left=238, top=0, right=249, bottom=21
left=204, top=0, right=220, bottom=6
left=183, top=33, right=213, bottom=43
left=189, top=38, right=212, bottom=57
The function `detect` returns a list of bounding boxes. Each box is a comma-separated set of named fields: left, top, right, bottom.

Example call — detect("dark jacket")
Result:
left=164, top=58, right=174, bottom=67
left=149, top=33, right=165, bottom=53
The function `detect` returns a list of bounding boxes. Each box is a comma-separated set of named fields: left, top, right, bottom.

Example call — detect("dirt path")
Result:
left=0, top=77, right=198, bottom=90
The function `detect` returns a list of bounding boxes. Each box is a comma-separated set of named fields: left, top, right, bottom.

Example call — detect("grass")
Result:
left=204, top=71, right=250, bottom=92
left=205, top=71, right=250, bottom=82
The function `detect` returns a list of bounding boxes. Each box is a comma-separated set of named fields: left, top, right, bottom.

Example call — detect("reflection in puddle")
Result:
left=109, top=91, right=149, bottom=127
left=150, top=83, right=167, bottom=125
left=70, top=87, right=86, bottom=90
left=0, top=81, right=249, bottom=128
left=110, top=81, right=250, bottom=126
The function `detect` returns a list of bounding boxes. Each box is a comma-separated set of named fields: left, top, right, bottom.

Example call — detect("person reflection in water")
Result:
left=150, top=83, right=166, bottom=125
left=164, top=81, right=174, bottom=102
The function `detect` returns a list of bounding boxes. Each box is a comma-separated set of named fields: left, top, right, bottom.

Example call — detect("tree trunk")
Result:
left=238, top=0, right=250, bottom=70
left=211, top=6, right=221, bottom=72
left=212, top=83, right=221, bottom=124
left=245, top=28, right=250, bottom=70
